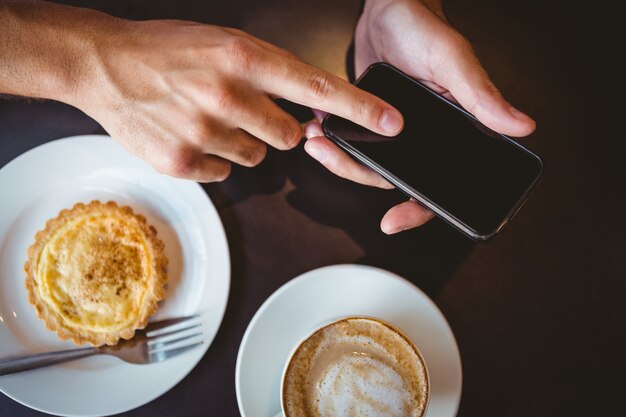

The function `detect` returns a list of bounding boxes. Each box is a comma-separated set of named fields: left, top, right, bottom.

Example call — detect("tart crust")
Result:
left=24, top=201, right=167, bottom=346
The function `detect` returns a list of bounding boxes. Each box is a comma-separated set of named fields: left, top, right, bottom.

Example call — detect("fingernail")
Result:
left=381, top=223, right=404, bottom=235
left=380, top=110, right=403, bottom=134
left=306, top=144, right=326, bottom=163
left=508, top=106, right=533, bottom=122
left=304, top=123, right=321, bottom=139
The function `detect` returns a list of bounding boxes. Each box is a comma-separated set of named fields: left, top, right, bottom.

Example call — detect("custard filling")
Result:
left=35, top=213, right=153, bottom=334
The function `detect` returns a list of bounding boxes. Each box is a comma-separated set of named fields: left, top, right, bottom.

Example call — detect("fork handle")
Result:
left=0, top=347, right=99, bottom=376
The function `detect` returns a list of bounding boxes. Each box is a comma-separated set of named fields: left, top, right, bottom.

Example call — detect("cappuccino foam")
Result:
left=283, top=318, right=428, bottom=417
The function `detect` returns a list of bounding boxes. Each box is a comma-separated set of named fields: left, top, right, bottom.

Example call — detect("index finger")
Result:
left=260, top=58, right=404, bottom=136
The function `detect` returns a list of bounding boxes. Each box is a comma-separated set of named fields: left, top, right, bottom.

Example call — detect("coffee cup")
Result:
left=279, top=316, right=429, bottom=417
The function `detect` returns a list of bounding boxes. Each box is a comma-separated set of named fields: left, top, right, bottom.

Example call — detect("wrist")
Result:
left=0, top=2, right=123, bottom=107
left=357, top=0, right=396, bottom=64
left=45, top=8, right=126, bottom=110
left=357, top=0, right=447, bottom=66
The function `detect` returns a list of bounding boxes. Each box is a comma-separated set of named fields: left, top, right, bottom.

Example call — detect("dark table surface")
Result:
left=1, top=1, right=624, bottom=416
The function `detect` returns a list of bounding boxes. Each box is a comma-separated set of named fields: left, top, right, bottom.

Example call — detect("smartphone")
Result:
left=322, top=63, right=543, bottom=241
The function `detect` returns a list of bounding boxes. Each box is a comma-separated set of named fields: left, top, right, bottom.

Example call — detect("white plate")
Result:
left=0, top=135, right=230, bottom=416
left=235, top=264, right=462, bottom=417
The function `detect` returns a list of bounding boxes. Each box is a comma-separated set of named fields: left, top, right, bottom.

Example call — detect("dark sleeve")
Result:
left=346, top=0, right=366, bottom=83
left=346, top=40, right=356, bottom=83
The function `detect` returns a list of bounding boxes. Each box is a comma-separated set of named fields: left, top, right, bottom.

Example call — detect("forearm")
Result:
left=0, top=1, right=120, bottom=105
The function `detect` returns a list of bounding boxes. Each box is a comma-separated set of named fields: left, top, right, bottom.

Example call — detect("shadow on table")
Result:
left=204, top=142, right=475, bottom=298
left=285, top=146, right=475, bottom=296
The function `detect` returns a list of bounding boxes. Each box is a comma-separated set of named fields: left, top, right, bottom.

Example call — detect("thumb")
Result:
left=433, top=36, right=536, bottom=137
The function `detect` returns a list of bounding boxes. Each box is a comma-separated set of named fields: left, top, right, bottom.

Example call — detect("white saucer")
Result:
left=235, top=264, right=462, bottom=417
left=0, top=135, right=230, bottom=416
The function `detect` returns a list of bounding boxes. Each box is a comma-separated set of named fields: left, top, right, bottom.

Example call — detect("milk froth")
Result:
left=283, top=317, right=428, bottom=417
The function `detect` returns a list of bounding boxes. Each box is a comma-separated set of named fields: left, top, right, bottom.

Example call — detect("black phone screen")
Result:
left=323, top=63, right=542, bottom=239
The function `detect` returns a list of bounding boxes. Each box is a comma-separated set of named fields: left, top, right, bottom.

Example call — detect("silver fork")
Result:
left=0, top=315, right=203, bottom=376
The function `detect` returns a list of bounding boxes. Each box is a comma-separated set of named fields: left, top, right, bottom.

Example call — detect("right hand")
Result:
left=71, top=20, right=404, bottom=182
left=303, top=0, right=536, bottom=234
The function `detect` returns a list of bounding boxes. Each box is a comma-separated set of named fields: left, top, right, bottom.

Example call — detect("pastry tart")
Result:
left=24, top=201, right=167, bottom=346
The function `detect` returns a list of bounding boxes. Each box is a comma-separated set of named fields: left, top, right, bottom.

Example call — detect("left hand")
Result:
left=303, top=0, right=536, bottom=234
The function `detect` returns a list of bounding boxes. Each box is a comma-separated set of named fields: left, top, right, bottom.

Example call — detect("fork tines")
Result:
left=144, top=314, right=201, bottom=333
left=143, top=315, right=204, bottom=361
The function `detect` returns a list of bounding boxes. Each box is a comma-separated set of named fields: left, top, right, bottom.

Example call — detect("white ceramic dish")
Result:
left=0, top=135, right=230, bottom=417
left=235, top=264, right=462, bottom=417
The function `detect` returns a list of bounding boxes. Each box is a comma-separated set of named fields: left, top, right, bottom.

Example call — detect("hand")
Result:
left=304, top=0, right=536, bottom=234
left=71, top=19, right=404, bottom=182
